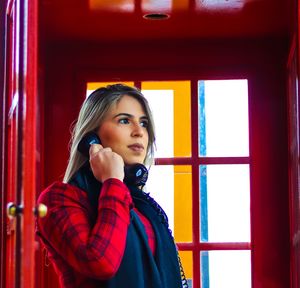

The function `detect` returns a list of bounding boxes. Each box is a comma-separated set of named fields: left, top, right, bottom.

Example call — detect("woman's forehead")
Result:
left=109, top=95, right=146, bottom=116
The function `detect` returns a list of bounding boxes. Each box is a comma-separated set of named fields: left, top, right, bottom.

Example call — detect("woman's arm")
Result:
left=37, top=178, right=132, bottom=280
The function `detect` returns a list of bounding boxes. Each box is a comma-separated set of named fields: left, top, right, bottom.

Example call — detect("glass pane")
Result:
left=200, top=164, right=250, bottom=242
left=198, top=79, right=249, bottom=157
left=142, top=81, right=191, bottom=157
left=196, top=0, right=245, bottom=10
left=179, top=251, right=193, bottom=287
left=89, top=0, right=134, bottom=12
left=143, top=89, right=174, bottom=158
left=200, top=250, right=251, bottom=288
left=146, top=165, right=192, bottom=242
left=142, top=0, right=172, bottom=13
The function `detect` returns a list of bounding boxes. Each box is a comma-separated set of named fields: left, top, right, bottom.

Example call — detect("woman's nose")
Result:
left=131, top=122, right=144, bottom=137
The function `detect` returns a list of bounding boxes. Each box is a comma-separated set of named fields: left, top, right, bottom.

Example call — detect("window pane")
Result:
left=89, top=0, right=134, bottom=12
left=200, top=250, right=251, bottom=288
left=142, top=0, right=171, bottom=13
left=179, top=251, right=193, bottom=287
left=200, top=164, right=250, bottom=242
left=146, top=165, right=192, bottom=242
left=196, top=0, right=245, bottom=10
left=143, top=89, right=174, bottom=158
left=198, top=79, right=249, bottom=157
left=142, top=81, right=191, bottom=157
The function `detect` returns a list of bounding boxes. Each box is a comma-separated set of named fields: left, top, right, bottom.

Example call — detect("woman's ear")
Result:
left=77, top=132, right=101, bottom=157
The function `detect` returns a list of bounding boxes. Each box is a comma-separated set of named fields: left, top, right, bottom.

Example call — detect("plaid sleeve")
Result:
left=36, top=178, right=132, bottom=280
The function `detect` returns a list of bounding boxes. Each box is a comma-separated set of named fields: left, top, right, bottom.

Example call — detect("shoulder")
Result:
left=37, top=181, right=90, bottom=209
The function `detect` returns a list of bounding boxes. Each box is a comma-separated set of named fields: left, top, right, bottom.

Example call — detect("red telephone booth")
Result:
left=1, top=0, right=300, bottom=288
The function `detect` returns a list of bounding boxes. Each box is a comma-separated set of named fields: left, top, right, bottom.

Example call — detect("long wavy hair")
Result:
left=63, top=84, right=156, bottom=183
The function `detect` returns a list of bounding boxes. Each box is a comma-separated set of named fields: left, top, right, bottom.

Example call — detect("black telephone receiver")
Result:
left=78, top=132, right=148, bottom=187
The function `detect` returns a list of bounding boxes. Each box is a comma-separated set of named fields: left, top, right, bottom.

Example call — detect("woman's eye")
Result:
left=140, top=120, right=149, bottom=128
left=119, top=118, right=130, bottom=124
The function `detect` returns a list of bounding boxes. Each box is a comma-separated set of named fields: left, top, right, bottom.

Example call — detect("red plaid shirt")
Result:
left=36, top=178, right=156, bottom=287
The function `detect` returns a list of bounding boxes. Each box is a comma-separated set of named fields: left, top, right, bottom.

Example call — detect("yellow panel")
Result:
left=141, top=81, right=191, bottom=157
left=87, top=82, right=135, bottom=91
left=89, top=0, right=134, bottom=12
left=174, top=165, right=192, bottom=242
left=178, top=250, right=193, bottom=280
left=173, top=0, right=189, bottom=10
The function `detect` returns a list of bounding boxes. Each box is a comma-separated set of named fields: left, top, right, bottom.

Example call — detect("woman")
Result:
left=36, top=84, right=187, bottom=288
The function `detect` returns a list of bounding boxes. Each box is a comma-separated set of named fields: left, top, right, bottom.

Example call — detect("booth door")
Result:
left=3, top=0, right=38, bottom=287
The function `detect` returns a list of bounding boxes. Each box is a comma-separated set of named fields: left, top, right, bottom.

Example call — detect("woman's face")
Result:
left=97, top=95, right=149, bottom=165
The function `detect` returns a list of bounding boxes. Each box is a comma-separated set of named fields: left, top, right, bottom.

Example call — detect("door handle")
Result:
left=6, top=202, right=23, bottom=218
left=6, top=202, right=48, bottom=218
left=34, top=203, right=48, bottom=218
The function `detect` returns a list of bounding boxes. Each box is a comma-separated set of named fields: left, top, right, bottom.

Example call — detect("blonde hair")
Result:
left=63, top=84, right=156, bottom=183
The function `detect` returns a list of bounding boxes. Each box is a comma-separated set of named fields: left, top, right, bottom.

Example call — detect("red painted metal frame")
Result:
left=191, top=78, right=201, bottom=288
left=287, top=37, right=299, bottom=288
left=287, top=34, right=299, bottom=288
left=288, top=0, right=300, bottom=285
left=155, top=157, right=250, bottom=165
left=1, top=0, right=38, bottom=286
left=0, top=0, right=6, bottom=285
left=40, top=0, right=290, bottom=43
left=21, top=0, right=38, bottom=286
left=177, top=242, right=251, bottom=252
left=3, top=1, right=18, bottom=287
left=0, top=0, right=8, bottom=285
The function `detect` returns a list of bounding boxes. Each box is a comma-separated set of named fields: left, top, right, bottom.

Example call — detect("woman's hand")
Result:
left=89, top=144, right=125, bottom=183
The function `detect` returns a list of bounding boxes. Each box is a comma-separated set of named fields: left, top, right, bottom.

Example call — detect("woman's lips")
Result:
left=128, top=144, right=144, bottom=152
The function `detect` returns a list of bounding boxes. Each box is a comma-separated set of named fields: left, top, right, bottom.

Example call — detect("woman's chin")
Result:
left=124, top=158, right=144, bottom=165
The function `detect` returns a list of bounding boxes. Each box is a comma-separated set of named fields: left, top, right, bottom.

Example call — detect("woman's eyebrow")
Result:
left=113, top=113, right=132, bottom=119
left=114, top=113, right=148, bottom=120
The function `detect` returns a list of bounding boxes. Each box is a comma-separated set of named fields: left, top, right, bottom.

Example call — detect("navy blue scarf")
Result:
left=69, top=165, right=184, bottom=288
